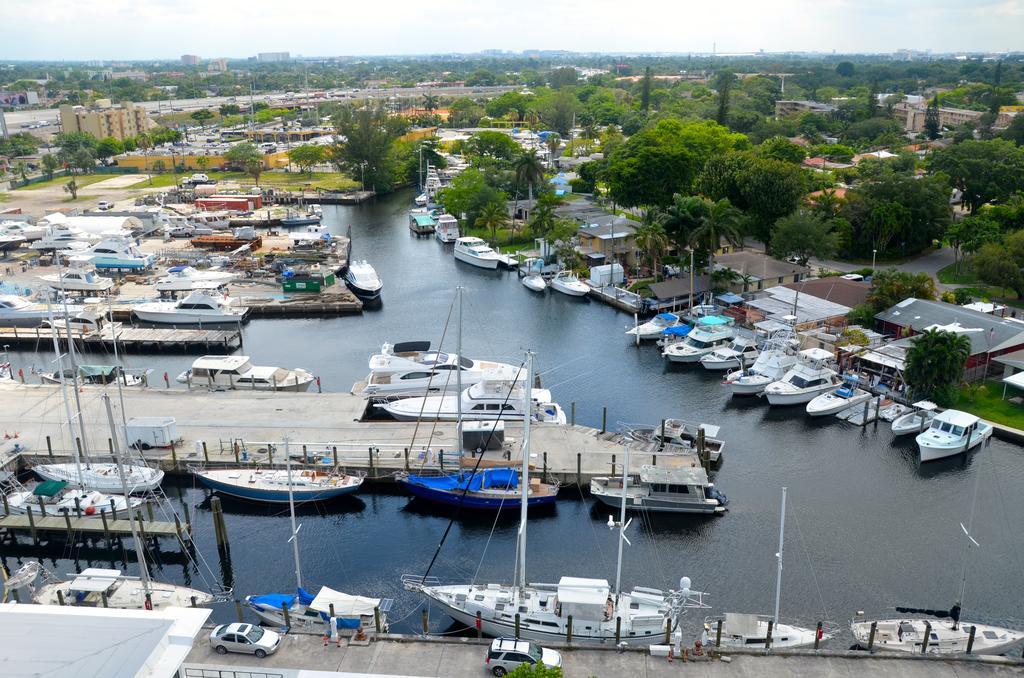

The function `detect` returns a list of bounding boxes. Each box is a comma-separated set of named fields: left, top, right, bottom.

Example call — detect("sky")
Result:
left=2, top=0, right=1022, bottom=61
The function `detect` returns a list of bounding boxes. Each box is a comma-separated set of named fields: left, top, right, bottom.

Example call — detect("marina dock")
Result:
left=0, top=323, right=242, bottom=353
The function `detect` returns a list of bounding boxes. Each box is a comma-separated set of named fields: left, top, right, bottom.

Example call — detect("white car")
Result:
left=209, top=623, right=282, bottom=658
left=486, top=637, right=561, bottom=676
left=97, top=201, right=114, bottom=211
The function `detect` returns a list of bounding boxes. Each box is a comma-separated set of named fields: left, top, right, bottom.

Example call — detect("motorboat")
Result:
left=189, top=211, right=231, bottom=229
left=891, top=400, right=939, bottom=436
left=620, top=420, right=723, bottom=463
left=549, top=270, right=589, bottom=297
left=434, top=214, right=460, bottom=243
left=0, top=233, right=25, bottom=252
left=663, top=315, right=734, bottom=363
left=30, top=224, right=98, bottom=252
left=192, top=467, right=363, bottom=503
left=723, top=332, right=798, bottom=396
left=376, top=378, right=565, bottom=423
left=805, top=377, right=873, bottom=417
left=591, top=464, right=727, bottom=514
left=354, top=341, right=519, bottom=397
left=409, top=211, right=436, bottom=235
left=156, top=265, right=234, bottom=292
left=763, top=348, right=841, bottom=406
left=344, top=261, right=383, bottom=300
left=40, top=364, right=144, bottom=387
left=177, top=355, right=314, bottom=392
left=522, top=274, right=547, bottom=292
left=68, top=238, right=156, bottom=270
left=0, top=220, right=47, bottom=242
left=453, top=237, right=500, bottom=269
left=38, top=267, right=115, bottom=293
left=34, top=568, right=214, bottom=610
left=33, top=462, right=164, bottom=494
left=915, top=410, right=993, bottom=462
left=132, top=291, right=250, bottom=324
left=0, top=295, right=84, bottom=328
left=247, top=586, right=390, bottom=633
left=414, top=193, right=428, bottom=207
left=851, top=615, right=1023, bottom=655
left=288, top=224, right=335, bottom=249
left=699, top=336, right=759, bottom=371
left=397, top=467, right=559, bottom=510
left=626, top=313, right=684, bottom=341
left=281, top=210, right=321, bottom=227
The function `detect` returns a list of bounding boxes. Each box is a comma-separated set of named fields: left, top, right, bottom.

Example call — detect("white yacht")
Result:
left=38, top=267, right=114, bottom=293
left=805, top=378, right=873, bottom=417
left=376, top=378, right=565, bottom=423
left=413, top=193, right=428, bottom=207
left=915, top=410, right=993, bottom=462
left=434, top=214, right=460, bottom=243
left=454, top=237, right=501, bottom=269
left=0, top=233, right=25, bottom=252
left=763, top=348, right=841, bottom=406
left=177, top=355, right=314, bottom=392
left=156, top=265, right=234, bottom=292
left=591, top=465, right=727, bottom=514
left=549, top=270, right=589, bottom=297
left=344, top=261, right=383, bottom=300
left=69, top=238, right=156, bottom=271
left=851, top=615, right=1022, bottom=655
left=1, top=220, right=47, bottom=242
left=189, top=211, right=232, bottom=229
left=723, top=331, right=798, bottom=396
left=663, top=316, right=734, bottom=363
left=34, top=568, right=213, bottom=610
left=354, top=341, right=518, bottom=397
left=626, top=313, right=684, bottom=341
left=30, top=224, right=98, bottom=252
left=699, top=336, right=759, bottom=371
left=132, top=291, right=250, bottom=324
left=0, top=295, right=84, bottom=327
left=891, top=401, right=939, bottom=436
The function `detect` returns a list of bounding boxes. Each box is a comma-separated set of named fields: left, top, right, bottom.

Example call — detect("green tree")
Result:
left=331, top=104, right=406, bottom=193
left=195, top=156, right=209, bottom=172
left=287, top=144, right=328, bottom=175
left=835, top=61, right=855, bottom=78
left=466, top=131, right=519, bottom=160
left=63, top=178, right=78, bottom=200
left=924, top=96, right=941, bottom=140
left=422, top=94, right=439, bottom=114
left=13, top=161, right=28, bottom=185
left=973, top=242, right=1024, bottom=299
left=656, top=193, right=706, bottom=251
left=95, top=137, right=124, bottom=160
left=545, top=133, right=562, bottom=163
left=190, top=108, right=215, bottom=124
left=541, top=91, right=578, bottom=135
left=928, top=139, right=1024, bottom=214
left=640, top=66, right=652, bottom=113
left=904, top=328, right=972, bottom=405
left=757, top=137, right=806, bottom=164
left=1004, top=115, right=1024, bottom=147
left=41, top=153, right=61, bottom=181
left=511, top=148, right=545, bottom=226
left=219, top=104, right=241, bottom=116
left=633, top=218, right=670, bottom=279
left=715, top=70, right=737, bottom=126
left=474, top=199, right=510, bottom=245
left=689, top=198, right=744, bottom=283
left=866, top=269, right=937, bottom=312
left=151, top=159, right=166, bottom=174
left=548, top=67, right=578, bottom=89
left=224, top=142, right=264, bottom=184
left=770, top=212, right=838, bottom=263
left=71, top=148, right=95, bottom=174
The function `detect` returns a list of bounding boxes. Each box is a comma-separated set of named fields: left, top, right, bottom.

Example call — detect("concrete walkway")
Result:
left=183, top=633, right=1024, bottom=677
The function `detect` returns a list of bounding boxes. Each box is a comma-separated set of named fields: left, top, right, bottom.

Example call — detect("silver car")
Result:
left=209, top=622, right=282, bottom=658
left=486, top=637, right=561, bottom=676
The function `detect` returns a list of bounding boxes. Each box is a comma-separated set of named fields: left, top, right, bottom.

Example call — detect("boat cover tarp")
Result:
left=715, top=293, right=745, bottom=305
left=309, top=586, right=381, bottom=618
left=697, top=315, right=731, bottom=326
left=33, top=480, right=68, bottom=497
left=250, top=592, right=296, bottom=609
left=409, top=468, right=518, bottom=492
left=413, top=215, right=436, bottom=226
left=79, top=365, right=119, bottom=378
left=655, top=313, right=679, bottom=321
left=662, top=325, right=692, bottom=337
left=297, top=587, right=316, bottom=606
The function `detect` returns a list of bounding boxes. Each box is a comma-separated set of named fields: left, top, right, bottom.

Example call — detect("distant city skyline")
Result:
left=3, top=0, right=1022, bottom=61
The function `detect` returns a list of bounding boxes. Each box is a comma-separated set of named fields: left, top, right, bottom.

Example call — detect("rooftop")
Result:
left=876, top=298, right=1024, bottom=354
left=714, top=251, right=810, bottom=281
left=782, top=277, right=869, bottom=309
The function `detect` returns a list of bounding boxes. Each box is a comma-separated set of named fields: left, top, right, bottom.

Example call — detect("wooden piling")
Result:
left=921, top=622, right=931, bottom=653
left=611, top=453, right=616, bottom=476
left=267, top=444, right=273, bottom=465
left=136, top=510, right=147, bottom=543
left=282, top=601, right=291, bottom=628
left=663, top=618, right=671, bottom=645
left=615, top=616, right=621, bottom=644
left=233, top=442, right=240, bottom=464
left=46, top=435, right=53, bottom=459
left=146, top=501, right=155, bottom=522
left=421, top=609, right=428, bottom=634
left=601, top=407, right=607, bottom=433
left=101, top=591, right=109, bottom=608
left=716, top=619, right=723, bottom=647
left=74, top=496, right=81, bottom=519
left=867, top=621, right=877, bottom=650
left=56, top=589, right=65, bottom=606
left=403, top=447, right=409, bottom=471
left=765, top=619, right=774, bottom=649
left=63, top=510, right=73, bottom=540
left=570, top=402, right=575, bottom=426
left=1, top=490, right=8, bottom=517
left=566, top=615, right=573, bottom=644
left=75, top=437, right=83, bottom=461
left=660, top=419, right=666, bottom=450
left=966, top=625, right=976, bottom=654
left=576, top=453, right=581, bottom=486
left=330, top=603, right=336, bottom=618
left=375, top=607, right=383, bottom=634
left=26, top=506, right=36, bottom=543
left=515, top=613, right=521, bottom=639
left=814, top=622, right=822, bottom=650
left=862, top=398, right=871, bottom=426
left=235, top=599, right=245, bottom=623
left=542, top=452, right=548, bottom=484
left=202, top=441, right=209, bottom=463
left=368, top=447, right=374, bottom=476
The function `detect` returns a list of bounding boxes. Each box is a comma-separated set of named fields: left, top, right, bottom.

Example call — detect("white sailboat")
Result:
left=705, top=488, right=830, bottom=649
left=405, top=353, right=709, bottom=645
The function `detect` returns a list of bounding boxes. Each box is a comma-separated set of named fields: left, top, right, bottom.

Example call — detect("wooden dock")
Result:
left=0, top=512, right=188, bottom=540
left=0, top=324, right=241, bottom=354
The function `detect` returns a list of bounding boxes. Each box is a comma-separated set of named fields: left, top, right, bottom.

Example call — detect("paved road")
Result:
left=809, top=246, right=959, bottom=290
left=183, top=632, right=1024, bottom=678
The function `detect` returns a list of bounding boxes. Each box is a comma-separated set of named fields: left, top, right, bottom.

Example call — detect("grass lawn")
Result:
left=937, top=262, right=978, bottom=285
left=465, top=225, right=535, bottom=252
left=954, top=380, right=1024, bottom=430
left=15, top=174, right=108, bottom=191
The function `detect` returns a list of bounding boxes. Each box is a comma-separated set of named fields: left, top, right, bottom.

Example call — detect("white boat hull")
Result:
left=522, top=276, right=546, bottom=292
left=891, top=411, right=935, bottom=436
left=133, top=307, right=247, bottom=324
left=805, top=391, right=872, bottom=417
left=765, top=382, right=836, bottom=406
left=35, top=580, right=213, bottom=610
left=917, top=426, right=993, bottom=462
left=664, top=347, right=713, bottom=364
left=454, top=250, right=499, bottom=269
left=33, top=463, right=164, bottom=493
left=851, top=619, right=1024, bottom=655
left=550, top=281, right=588, bottom=297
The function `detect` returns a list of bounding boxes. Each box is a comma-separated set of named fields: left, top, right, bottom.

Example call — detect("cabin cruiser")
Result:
left=915, top=410, right=993, bottom=462
left=549, top=270, right=589, bottom=297
left=409, top=211, right=436, bottom=235
left=177, top=355, right=314, bottom=391
left=0, top=233, right=25, bottom=252
left=40, top=364, right=144, bottom=387
left=663, top=316, right=734, bottom=363
left=69, top=238, right=156, bottom=270
left=38, top=267, right=114, bottom=293
left=434, top=213, right=460, bottom=243
left=376, top=378, right=565, bottom=423
left=453, top=237, right=501, bottom=269
left=30, top=224, right=99, bottom=252
left=764, top=348, right=841, bottom=406
left=344, top=261, right=383, bottom=300
left=699, top=336, right=759, bottom=371
left=591, top=465, right=727, bottom=514
left=723, top=331, right=798, bottom=396
left=0, top=295, right=84, bottom=327
left=354, top=341, right=519, bottom=397
left=851, top=614, right=1023, bottom=655
left=34, top=568, right=213, bottom=610
left=0, top=220, right=47, bottom=242
left=156, top=265, right=234, bottom=292
left=413, top=193, right=428, bottom=207
left=132, top=291, right=249, bottom=324
left=189, top=211, right=231, bottom=229
left=805, top=377, right=873, bottom=417
left=626, top=313, right=684, bottom=341
left=891, top=401, right=939, bottom=436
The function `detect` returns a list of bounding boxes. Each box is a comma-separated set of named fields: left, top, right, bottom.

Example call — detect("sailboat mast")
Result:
left=773, top=487, right=787, bottom=625
left=455, top=287, right=463, bottom=446
left=102, top=393, right=150, bottom=592
left=108, top=296, right=127, bottom=426
left=285, top=439, right=303, bottom=591
left=955, top=446, right=985, bottom=627
left=614, top=443, right=629, bottom=599
left=46, top=299, right=83, bottom=486
left=518, top=351, right=533, bottom=593
left=57, top=257, right=91, bottom=464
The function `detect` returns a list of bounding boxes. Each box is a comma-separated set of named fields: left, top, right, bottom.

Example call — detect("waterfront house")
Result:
left=575, top=217, right=639, bottom=269
left=713, top=251, right=809, bottom=291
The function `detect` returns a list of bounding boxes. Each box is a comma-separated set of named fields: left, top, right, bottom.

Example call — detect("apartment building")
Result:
left=59, top=101, right=156, bottom=141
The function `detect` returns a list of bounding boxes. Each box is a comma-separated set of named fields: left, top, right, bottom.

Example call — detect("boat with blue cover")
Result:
left=397, top=467, right=558, bottom=510
left=247, top=586, right=391, bottom=632
left=191, top=466, right=363, bottom=503
left=626, top=313, right=684, bottom=341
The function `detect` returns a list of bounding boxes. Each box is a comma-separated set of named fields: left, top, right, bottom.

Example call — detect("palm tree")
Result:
left=656, top=193, right=706, bottom=252
left=904, top=328, right=972, bottom=403
left=422, top=94, right=439, bottom=114
left=545, top=133, right=561, bottom=165
left=688, top=198, right=743, bottom=288
left=528, top=200, right=559, bottom=240
left=523, top=108, right=540, bottom=129
left=509, top=149, right=545, bottom=232
left=809, top=188, right=843, bottom=220
left=633, top=219, right=670, bottom=281
left=475, top=201, right=510, bottom=246
left=13, top=161, right=29, bottom=186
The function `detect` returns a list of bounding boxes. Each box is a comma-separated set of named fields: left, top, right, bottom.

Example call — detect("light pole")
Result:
left=871, top=249, right=877, bottom=272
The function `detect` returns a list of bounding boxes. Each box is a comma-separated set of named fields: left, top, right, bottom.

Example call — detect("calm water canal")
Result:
left=5, top=189, right=1024, bottom=644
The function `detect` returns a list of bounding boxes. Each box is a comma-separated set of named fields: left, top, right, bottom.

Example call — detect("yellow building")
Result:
left=115, top=149, right=290, bottom=172
left=59, top=101, right=156, bottom=141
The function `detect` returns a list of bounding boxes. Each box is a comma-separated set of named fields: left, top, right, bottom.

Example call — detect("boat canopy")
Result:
left=309, top=586, right=382, bottom=617
left=168, top=265, right=188, bottom=273
left=662, top=325, right=692, bottom=337
left=655, top=313, right=679, bottom=322
left=409, top=468, right=519, bottom=492
left=639, top=465, right=710, bottom=485
left=79, top=365, right=121, bottom=378
left=249, top=592, right=297, bottom=609
left=697, top=315, right=731, bottom=326
left=912, top=400, right=938, bottom=411
left=413, top=214, right=436, bottom=227
left=33, top=480, right=68, bottom=497
left=715, top=292, right=745, bottom=305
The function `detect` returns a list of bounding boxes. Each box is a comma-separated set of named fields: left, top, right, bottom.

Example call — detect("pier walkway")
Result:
left=183, top=633, right=1024, bottom=678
